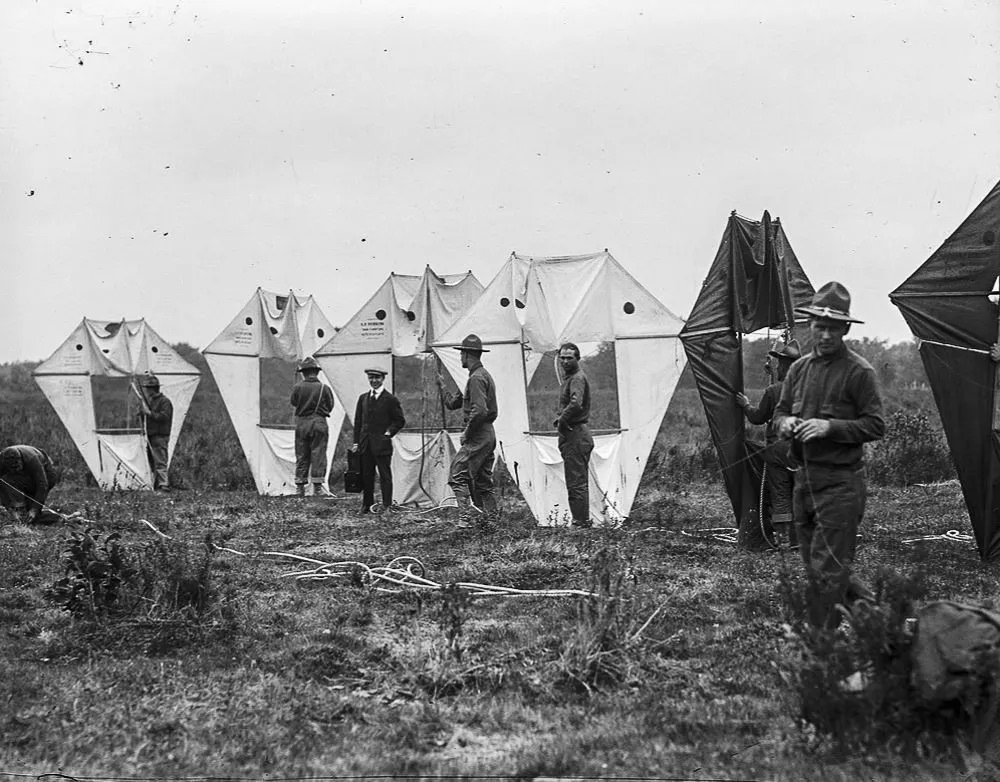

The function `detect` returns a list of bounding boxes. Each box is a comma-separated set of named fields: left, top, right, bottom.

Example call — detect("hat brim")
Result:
left=767, top=350, right=799, bottom=361
left=363, top=369, right=388, bottom=377
left=452, top=345, right=490, bottom=353
left=795, top=305, right=864, bottom=324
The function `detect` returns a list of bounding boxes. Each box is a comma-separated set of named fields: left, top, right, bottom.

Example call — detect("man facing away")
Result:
left=289, top=356, right=336, bottom=497
left=137, top=373, right=173, bottom=492
left=773, top=281, right=886, bottom=630
left=0, top=444, right=62, bottom=524
left=553, top=342, right=593, bottom=528
left=437, top=333, right=499, bottom=519
left=736, top=339, right=801, bottom=549
left=349, top=367, right=405, bottom=514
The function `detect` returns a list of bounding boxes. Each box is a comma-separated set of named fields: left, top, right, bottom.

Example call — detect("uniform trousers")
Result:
left=448, top=427, right=496, bottom=512
left=793, top=463, right=874, bottom=629
left=147, top=435, right=170, bottom=490
left=294, top=416, right=329, bottom=485
left=559, top=424, right=594, bottom=523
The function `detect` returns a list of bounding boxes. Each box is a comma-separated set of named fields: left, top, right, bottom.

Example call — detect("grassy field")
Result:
left=1, top=474, right=997, bottom=779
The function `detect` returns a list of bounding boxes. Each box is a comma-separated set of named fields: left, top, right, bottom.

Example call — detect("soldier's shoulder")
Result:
left=845, top=348, right=876, bottom=372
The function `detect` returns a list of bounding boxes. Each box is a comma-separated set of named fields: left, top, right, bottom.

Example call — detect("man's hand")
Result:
left=793, top=418, right=832, bottom=442
left=735, top=392, right=749, bottom=409
left=990, top=343, right=1000, bottom=362
left=349, top=443, right=358, bottom=453
left=776, top=416, right=799, bottom=440
left=552, top=418, right=561, bottom=430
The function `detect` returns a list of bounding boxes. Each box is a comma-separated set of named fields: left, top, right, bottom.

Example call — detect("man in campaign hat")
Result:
left=137, top=373, right=173, bottom=491
left=736, top=338, right=801, bottom=549
left=290, top=356, right=336, bottom=497
left=437, top=334, right=499, bottom=520
left=773, top=282, right=886, bottom=630
left=350, top=367, right=405, bottom=514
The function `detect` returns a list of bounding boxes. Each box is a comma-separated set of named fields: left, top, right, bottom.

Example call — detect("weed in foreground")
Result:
left=781, top=568, right=1000, bottom=764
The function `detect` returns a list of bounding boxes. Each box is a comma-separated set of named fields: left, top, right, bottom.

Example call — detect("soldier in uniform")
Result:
left=773, top=282, right=886, bottom=630
left=437, top=334, right=499, bottom=519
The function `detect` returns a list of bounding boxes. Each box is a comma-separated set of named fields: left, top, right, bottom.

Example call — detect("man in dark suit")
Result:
left=350, top=367, right=406, bottom=513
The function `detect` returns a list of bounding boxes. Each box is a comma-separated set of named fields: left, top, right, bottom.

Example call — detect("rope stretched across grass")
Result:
left=142, top=519, right=599, bottom=598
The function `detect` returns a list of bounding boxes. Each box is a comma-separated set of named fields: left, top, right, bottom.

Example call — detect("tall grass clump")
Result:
left=867, top=410, right=954, bottom=486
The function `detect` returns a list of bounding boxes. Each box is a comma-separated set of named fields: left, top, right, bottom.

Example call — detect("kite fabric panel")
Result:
left=890, top=180, right=1000, bottom=560
left=679, top=212, right=814, bottom=531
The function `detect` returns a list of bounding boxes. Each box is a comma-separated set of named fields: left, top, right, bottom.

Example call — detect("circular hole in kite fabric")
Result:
left=75, top=344, right=83, bottom=351
left=151, top=346, right=159, bottom=353
left=500, top=297, right=510, bottom=307
left=623, top=302, right=636, bottom=314
left=317, top=328, right=325, bottom=338
left=245, top=317, right=253, bottom=326
left=376, top=309, right=387, bottom=321
left=269, top=327, right=278, bottom=335
left=515, top=299, right=525, bottom=309
left=406, top=311, right=416, bottom=322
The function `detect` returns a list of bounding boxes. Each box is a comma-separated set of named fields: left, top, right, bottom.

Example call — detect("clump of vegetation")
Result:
left=867, top=410, right=954, bottom=486
left=783, top=569, right=1000, bottom=761
left=46, top=526, right=136, bottom=617
left=555, top=546, right=660, bottom=695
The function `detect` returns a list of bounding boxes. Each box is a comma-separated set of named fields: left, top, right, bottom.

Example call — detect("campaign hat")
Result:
left=795, top=281, right=864, bottom=324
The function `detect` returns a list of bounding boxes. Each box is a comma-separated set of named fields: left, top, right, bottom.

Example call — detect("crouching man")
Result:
left=0, top=444, right=62, bottom=524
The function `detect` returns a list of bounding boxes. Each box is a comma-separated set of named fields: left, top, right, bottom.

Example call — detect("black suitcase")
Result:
left=343, top=450, right=363, bottom=494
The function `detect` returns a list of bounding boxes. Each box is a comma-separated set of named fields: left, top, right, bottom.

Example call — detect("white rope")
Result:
left=141, top=520, right=599, bottom=598
left=901, top=529, right=976, bottom=544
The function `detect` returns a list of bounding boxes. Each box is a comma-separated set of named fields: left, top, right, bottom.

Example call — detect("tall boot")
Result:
left=296, top=484, right=307, bottom=498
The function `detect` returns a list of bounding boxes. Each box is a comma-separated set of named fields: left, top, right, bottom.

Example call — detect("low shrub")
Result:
left=46, top=526, right=136, bottom=618
left=867, top=410, right=954, bottom=486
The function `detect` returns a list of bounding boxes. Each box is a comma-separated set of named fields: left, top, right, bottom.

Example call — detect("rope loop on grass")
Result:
left=901, top=529, right=975, bottom=545
left=140, top=520, right=597, bottom=598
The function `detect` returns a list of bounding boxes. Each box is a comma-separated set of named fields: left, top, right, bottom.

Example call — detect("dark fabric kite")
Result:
left=890, top=180, right=1000, bottom=561
left=680, top=211, right=814, bottom=540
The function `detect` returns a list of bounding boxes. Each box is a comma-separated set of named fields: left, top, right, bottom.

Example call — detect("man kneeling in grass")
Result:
left=0, top=444, right=63, bottom=524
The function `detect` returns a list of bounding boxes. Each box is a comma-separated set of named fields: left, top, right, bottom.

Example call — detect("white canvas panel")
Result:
left=393, top=430, right=458, bottom=507
left=203, top=290, right=266, bottom=356
left=526, top=433, right=624, bottom=526
left=33, top=322, right=97, bottom=375
left=204, top=353, right=264, bottom=491
left=522, top=256, right=606, bottom=350
left=615, top=336, right=686, bottom=513
left=34, top=375, right=102, bottom=483
left=609, top=263, right=686, bottom=337
left=257, top=427, right=298, bottom=495
left=96, top=434, right=152, bottom=490
left=417, top=271, right=484, bottom=348
left=158, top=374, right=201, bottom=461
left=318, top=277, right=411, bottom=356
left=431, top=345, right=469, bottom=391
left=259, top=291, right=303, bottom=359
left=435, top=258, right=529, bottom=345
left=85, top=320, right=133, bottom=376
left=295, top=295, right=336, bottom=358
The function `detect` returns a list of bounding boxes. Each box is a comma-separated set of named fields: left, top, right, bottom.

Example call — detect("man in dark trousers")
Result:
left=350, top=367, right=405, bottom=514
left=773, top=282, right=886, bottom=630
left=137, top=374, right=173, bottom=492
left=437, top=334, right=498, bottom=519
left=290, top=356, right=336, bottom=497
left=736, top=339, right=801, bottom=549
left=553, top=342, right=593, bottom=528
left=0, top=444, right=62, bottom=523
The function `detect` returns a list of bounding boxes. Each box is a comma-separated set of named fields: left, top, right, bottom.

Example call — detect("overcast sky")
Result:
left=3, top=0, right=998, bottom=363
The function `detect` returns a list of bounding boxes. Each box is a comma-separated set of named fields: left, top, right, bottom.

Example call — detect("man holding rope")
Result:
left=136, top=373, right=173, bottom=492
left=0, top=444, right=62, bottom=524
left=737, top=339, right=800, bottom=549
left=773, top=282, right=885, bottom=631
left=437, top=334, right=498, bottom=521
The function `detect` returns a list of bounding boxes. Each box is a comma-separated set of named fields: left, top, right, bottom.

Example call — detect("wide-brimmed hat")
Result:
left=364, top=367, right=388, bottom=377
left=298, top=356, right=320, bottom=372
left=795, top=281, right=864, bottom=324
left=141, top=373, right=160, bottom=387
left=768, top=339, right=801, bottom=362
left=453, top=334, right=490, bottom=353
